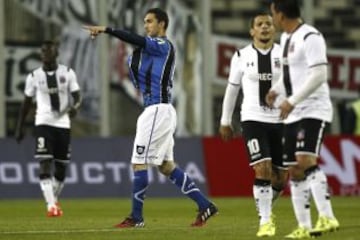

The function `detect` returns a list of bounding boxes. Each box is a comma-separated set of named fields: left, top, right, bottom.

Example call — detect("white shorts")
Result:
left=131, top=103, right=177, bottom=165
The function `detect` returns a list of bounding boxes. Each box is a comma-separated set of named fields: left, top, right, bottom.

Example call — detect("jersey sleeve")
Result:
left=304, top=33, right=328, bottom=67
left=227, top=51, right=243, bottom=85
left=220, top=51, right=243, bottom=126
left=68, top=68, right=80, bottom=92
left=144, top=37, right=171, bottom=56
left=24, top=73, right=35, bottom=97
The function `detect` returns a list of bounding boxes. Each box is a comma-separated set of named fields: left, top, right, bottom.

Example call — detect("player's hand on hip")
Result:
left=83, top=25, right=106, bottom=39
left=279, top=100, right=294, bottom=120
left=219, top=125, right=234, bottom=141
left=265, top=90, right=278, bottom=108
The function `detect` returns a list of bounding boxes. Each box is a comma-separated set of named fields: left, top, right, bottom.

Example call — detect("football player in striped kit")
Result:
left=220, top=12, right=288, bottom=237
left=267, top=0, right=339, bottom=238
left=15, top=40, right=82, bottom=217
left=84, top=8, right=217, bottom=228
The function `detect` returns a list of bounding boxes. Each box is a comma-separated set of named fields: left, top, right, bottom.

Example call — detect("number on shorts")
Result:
left=247, top=138, right=260, bottom=155
left=37, top=137, right=45, bottom=149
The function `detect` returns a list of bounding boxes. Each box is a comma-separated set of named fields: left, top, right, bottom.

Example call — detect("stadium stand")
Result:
left=210, top=0, right=360, bottom=49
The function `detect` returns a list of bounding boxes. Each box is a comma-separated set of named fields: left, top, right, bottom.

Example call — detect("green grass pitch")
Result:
left=0, top=197, right=358, bottom=240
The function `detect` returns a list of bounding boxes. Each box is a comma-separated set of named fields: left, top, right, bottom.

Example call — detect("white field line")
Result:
left=0, top=228, right=122, bottom=235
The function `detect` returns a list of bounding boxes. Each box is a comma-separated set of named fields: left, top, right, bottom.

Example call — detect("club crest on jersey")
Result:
left=155, top=38, right=166, bottom=44
left=60, top=76, right=66, bottom=83
left=136, top=145, right=145, bottom=154
left=274, top=58, right=281, bottom=68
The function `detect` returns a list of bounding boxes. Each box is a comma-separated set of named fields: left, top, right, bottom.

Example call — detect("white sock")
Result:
left=308, top=169, right=335, bottom=219
left=253, top=185, right=272, bottom=225
left=53, top=177, right=65, bottom=202
left=290, top=180, right=312, bottom=229
left=40, top=178, right=56, bottom=210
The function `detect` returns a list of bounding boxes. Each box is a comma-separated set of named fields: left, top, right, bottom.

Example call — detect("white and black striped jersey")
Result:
left=280, top=23, right=333, bottom=123
left=225, top=43, right=282, bottom=123
left=24, top=64, right=80, bottom=128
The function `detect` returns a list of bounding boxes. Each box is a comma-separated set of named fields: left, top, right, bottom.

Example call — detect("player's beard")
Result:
left=260, top=38, right=271, bottom=44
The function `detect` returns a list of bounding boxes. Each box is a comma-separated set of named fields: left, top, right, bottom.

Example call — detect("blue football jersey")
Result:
left=128, top=37, right=175, bottom=107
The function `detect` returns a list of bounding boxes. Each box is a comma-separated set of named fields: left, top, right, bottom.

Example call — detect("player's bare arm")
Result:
left=15, top=96, right=32, bottom=143
left=219, top=125, right=234, bottom=141
left=68, top=91, right=82, bottom=118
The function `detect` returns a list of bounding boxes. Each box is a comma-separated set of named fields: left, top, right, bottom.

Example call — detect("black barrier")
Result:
left=0, top=137, right=208, bottom=198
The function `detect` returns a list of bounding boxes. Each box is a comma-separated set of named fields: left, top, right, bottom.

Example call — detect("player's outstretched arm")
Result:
left=83, top=25, right=146, bottom=47
left=83, top=25, right=106, bottom=39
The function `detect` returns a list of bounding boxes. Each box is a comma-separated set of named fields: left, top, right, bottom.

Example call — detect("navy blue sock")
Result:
left=169, top=167, right=211, bottom=210
left=131, top=170, right=148, bottom=221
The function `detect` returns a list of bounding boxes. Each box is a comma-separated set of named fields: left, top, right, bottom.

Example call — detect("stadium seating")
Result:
left=210, top=0, right=360, bottom=49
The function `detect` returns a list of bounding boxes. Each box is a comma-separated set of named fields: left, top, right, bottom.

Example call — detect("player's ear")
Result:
left=159, top=20, right=165, bottom=30
left=250, top=28, right=255, bottom=37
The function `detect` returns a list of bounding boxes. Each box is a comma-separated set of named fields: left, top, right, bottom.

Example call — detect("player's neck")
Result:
left=283, top=18, right=303, bottom=34
left=43, top=62, right=58, bottom=72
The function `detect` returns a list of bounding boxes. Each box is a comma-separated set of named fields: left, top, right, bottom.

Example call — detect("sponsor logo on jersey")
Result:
left=155, top=38, right=166, bottom=44
left=48, top=87, right=59, bottom=94
left=258, top=73, right=272, bottom=81
left=246, top=62, right=254, bottom=67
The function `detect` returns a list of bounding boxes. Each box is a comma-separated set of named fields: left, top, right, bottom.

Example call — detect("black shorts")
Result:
left=241, top=121, right=284, bottom=168
left=283, top=118, right=328, bottom=166
left=34, top=125, right=71, bottom=161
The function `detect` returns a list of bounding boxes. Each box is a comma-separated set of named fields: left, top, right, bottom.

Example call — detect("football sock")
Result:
left=169, top=167, right=211, bottom=210
left=52, top=177, right=64, bottom=202
left=290, top=179, right=312, bottom=229
left=40, top=178, right=56, bottom=210
left=306, top=166, right=335, bottom=219
left=131, top=170, right=148, bottom=221
left=253, top=179, right=272, bottom=225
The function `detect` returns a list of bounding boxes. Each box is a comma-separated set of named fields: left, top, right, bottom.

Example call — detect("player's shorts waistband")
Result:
left=145, top=102, right=172, bottom=108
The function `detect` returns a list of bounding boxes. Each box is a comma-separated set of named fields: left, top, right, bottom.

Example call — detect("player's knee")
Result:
left=296, top=154, right=317, bottom=168
left=253, top=160, right=272, bottom=179
left=158, top=161, right=176, bottom=176
left=39, top=159, right=52, bottom=179
left=288, top=165, right=306, bottom=181
left=272, top=168, right=289, bottom=187
left=54, top=161, right=68, bottom=182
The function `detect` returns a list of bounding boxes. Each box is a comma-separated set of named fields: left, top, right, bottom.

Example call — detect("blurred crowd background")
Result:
left=1, top=0, right=360, bottom=138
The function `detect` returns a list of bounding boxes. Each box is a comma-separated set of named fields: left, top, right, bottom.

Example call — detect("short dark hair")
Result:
left=272, top=0, right=301, bottom=19
left=250, top=11, right=271, bottom=28
left=146, top=8, right=169, bottom=30
left=42, top=40, right=59, bottom=48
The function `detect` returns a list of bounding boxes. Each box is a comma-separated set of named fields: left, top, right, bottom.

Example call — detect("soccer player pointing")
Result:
left=84, top=8, right=217, bottom=228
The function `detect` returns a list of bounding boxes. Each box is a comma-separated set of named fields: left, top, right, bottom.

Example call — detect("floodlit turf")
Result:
left=0, top=197, right=358, bottom=240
